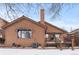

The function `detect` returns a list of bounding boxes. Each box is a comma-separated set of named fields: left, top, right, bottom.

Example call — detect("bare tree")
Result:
left=1, top=3, right=64, bottom=20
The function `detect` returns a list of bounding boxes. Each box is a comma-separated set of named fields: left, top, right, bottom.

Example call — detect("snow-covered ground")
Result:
left=0, top=47, right=79, bottom=55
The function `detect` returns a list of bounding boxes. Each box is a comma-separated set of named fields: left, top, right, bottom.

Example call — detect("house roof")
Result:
left=2, top=16, right=45, bottom=29
left=71, top=28, right=79, bottom=33
left=45, top=21, right=68, bottom=33
left=38, top=21, right=68, bottom=33
left=2, top=15, right=68, bottom=33
left=0, top=17, right=9, bottom=24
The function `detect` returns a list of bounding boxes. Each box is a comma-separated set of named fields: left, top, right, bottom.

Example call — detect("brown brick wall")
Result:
left=4, top=19, right=45, bottom=47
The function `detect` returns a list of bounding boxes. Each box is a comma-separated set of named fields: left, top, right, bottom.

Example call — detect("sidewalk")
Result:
left=0, top=48, right=79, bottom=55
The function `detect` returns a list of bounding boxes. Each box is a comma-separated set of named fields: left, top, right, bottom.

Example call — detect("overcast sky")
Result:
left=0, top=3, right=79, bottom=32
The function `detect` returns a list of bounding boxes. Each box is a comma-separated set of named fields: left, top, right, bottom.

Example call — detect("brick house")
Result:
left=71, top=29, right=79, bottom=47
left=0, top=9, right=67, bottom=48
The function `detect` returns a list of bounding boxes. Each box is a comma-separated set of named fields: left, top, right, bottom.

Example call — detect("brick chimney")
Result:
left=40, top=9, right=45, bottom=25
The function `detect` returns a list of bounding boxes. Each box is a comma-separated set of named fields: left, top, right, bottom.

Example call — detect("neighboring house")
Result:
left=0, top=18, right=9, bottom=44
left=0, top=18, right=8, bottom=28
left=0, top=9, right=67, bottom=48
left=71, top=29, right=79, bottom=46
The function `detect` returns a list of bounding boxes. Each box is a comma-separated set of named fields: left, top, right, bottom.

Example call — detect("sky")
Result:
left=0, top=3, right=79, bottom=32
left=49, top=4, right=79, bottom=32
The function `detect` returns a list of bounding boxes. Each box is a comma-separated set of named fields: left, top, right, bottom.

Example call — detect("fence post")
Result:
left=60, top=42, right=63, bottom=50
left=72, top=34, right=75, bottom=50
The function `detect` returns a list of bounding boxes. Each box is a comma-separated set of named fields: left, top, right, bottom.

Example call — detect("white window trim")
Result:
left=17, top=29, right=32, bottom=39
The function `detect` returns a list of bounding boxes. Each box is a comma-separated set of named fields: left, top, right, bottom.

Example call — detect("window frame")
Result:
left=17, top=29, right=32, bottom=39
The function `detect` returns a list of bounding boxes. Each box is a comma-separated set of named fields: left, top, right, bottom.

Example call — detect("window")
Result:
left=45, top=33, right=55, bottom=41
left=0, top=34, right=2, bottom=38
left=17, top=29, right=32, bottom=39
left=45, top=34, right=49, bottom=39
left=55, top=34, right=60, bottom=38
